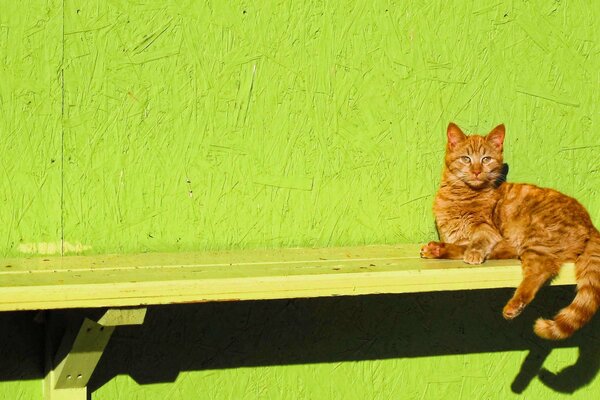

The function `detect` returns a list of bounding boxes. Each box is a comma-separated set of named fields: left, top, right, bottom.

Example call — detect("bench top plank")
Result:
left=0, top=245, right=575, bottom=311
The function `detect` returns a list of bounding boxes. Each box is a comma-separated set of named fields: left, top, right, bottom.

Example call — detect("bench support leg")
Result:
left=44, top=308, right=147, bottom=400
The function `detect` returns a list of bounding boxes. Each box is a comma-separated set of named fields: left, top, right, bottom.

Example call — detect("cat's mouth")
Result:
left=467, top=177, right=488, bottom=187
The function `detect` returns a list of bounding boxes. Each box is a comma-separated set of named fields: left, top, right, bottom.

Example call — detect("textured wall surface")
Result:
left=0, top=1, right=62, bottom=398
left=0, top=1, right=62, bottom=258
left=59, top=0, right=599, bottom=254
left=1, top=0, right=600, bottom=399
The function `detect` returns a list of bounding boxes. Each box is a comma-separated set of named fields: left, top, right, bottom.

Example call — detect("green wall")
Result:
left=1, top=0, right=599, bottom=398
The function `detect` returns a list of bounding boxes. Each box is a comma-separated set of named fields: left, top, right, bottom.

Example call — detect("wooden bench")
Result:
left=0, top=244, right=576, bottom=400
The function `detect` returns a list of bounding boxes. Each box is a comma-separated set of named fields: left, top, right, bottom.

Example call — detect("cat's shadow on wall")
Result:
left=1, top=287, right=599, bottom=396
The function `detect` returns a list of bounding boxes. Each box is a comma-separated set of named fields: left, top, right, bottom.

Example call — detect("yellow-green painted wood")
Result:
left=96, top=308, right=147, bottom=327
left=51, top=319, right=114, bottom=390
left=44, top=308, right=147, bottom=400
left=43, top=385, right=85, bottom=400
left=0, top=245, right=575, bottom=311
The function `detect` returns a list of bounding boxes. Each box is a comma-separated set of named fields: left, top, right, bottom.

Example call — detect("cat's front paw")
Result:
left=420, top=242, right=446, bottom=258
left=463, top=248, right=485, bottom=265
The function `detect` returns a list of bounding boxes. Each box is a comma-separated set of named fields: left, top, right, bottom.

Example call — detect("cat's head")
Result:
left=444, top=123, right=505, bottom=189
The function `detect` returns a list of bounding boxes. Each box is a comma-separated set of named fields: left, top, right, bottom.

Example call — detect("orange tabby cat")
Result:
left=421, top=123, right=600, bottom=340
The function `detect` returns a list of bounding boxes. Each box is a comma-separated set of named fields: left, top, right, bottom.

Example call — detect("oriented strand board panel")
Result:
left=62, top=0, right=600, bottom=255
left=0, top=0, right=62, bottom=257
left=0, top=244, right=576, bottom=311
left=0, top=2, right=62, bottom=399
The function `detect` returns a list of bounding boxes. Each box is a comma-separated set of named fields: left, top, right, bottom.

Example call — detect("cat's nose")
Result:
left=473, top=170, right=481, bottom=177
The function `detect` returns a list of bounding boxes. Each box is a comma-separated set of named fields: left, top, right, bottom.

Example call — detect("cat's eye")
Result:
left=461, top=156, right=471, bottom=163
left=481, top=156, right=492, bottom=164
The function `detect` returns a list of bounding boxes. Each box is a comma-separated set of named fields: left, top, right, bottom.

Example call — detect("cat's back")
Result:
left=497, top=182, right=592, bottom=224
left=495, top=182, right=595, bottom=254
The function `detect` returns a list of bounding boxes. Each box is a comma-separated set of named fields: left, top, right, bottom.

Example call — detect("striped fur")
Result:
left=421, top=123, right=600, bottom=340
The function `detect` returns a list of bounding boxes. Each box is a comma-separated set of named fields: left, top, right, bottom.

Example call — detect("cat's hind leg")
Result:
left=503, top=251, right=561, bottom=320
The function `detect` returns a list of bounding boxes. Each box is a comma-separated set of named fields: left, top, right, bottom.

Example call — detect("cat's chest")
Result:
left=433, top=192, right=496, bottom=243
left=435, top=209, right=479, bottom=243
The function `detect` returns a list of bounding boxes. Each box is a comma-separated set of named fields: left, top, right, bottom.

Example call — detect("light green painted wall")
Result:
left=59, top=0, right=600, bottom=254
left=92, top=351, right=591, bottom=400
left=0, top=0, right=62, bottom=259
left=1, top=0, right=599, bottom=399
left=0, top=1, right=61, bottom=397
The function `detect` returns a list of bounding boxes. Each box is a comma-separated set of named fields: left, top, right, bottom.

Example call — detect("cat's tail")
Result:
left=534, top=230, right=600, bottom=340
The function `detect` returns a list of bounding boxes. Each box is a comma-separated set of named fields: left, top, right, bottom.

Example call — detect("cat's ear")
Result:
left=447, top=123, right=466, bottom=149
left=486, top=124, right=505, bottom=151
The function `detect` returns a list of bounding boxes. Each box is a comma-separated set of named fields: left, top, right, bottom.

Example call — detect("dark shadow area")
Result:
left=1, top=287, right=599, bottom=397
left=88, top=286, right=600, bottom=394
left=0, top=311, right=44, bottom=380
left=538, top=339, right=600, bottom=393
